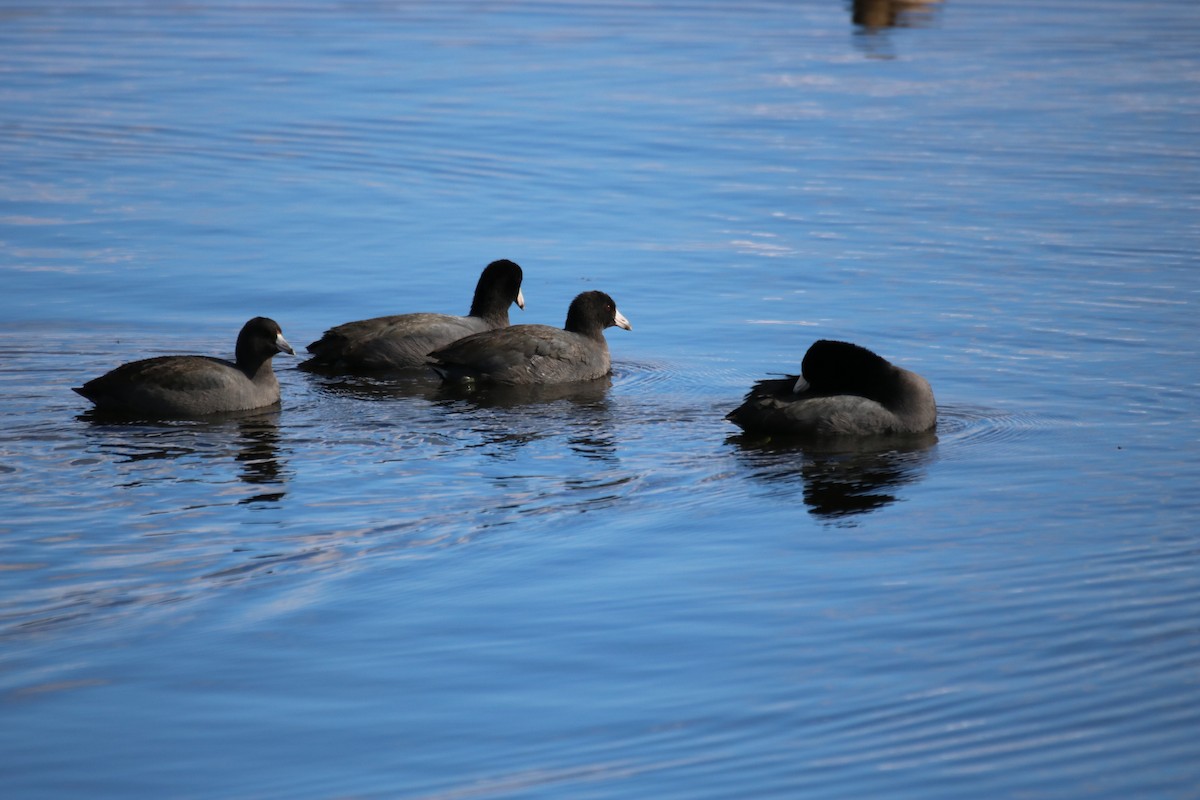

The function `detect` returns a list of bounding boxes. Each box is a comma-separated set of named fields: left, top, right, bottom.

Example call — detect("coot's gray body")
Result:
left=74, top=317, right=294, bottom=417
left=430, top=290, right=631, bottom=386
left=727, top=340, right=936, bottom=436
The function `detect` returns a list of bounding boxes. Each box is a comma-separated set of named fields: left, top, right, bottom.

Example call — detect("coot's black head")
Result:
left=798, top=339, right=893, bottom=396
left=236, top=316, right=294, bottom=367
left=564, top=291, right=632, bottom=338
left=470, top=259, right=525, bottom=320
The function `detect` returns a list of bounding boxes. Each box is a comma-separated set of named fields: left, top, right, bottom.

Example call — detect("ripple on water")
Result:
left=712, top=400, right=1047, bottom=523
left=612, top=357, right=746, bottom=396
left=933, top=403, right=1043, bottom=459
left=0, top=360, right=1054, bottom=642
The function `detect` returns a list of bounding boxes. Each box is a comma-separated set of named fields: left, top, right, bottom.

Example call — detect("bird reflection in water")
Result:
left=851, top=0, right=943, bottom=30
left=729, top=431, right=937, bottom=522
left=234, top=414, right=286, bottom=504
left=302, top=369, right=618, bottom=462
left=305, top=371, right=443, bottom=403
left=305, top=370, right=612, bottom=412
left=78, top=408, right=288, bottom=504
left=439, top=376, right=617, bottom=463
left=435, top=374, right=611, bottom=409
left=849, top=0, right=944, bottom=58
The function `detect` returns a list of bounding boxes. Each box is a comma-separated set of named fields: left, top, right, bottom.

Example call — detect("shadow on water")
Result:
left=76, top=407, right=288, bottom=503
left=728, top=430, right=938, bottom=522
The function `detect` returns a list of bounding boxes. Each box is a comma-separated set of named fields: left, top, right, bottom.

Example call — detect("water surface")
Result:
left=2, top=1, right=1199, bottom=797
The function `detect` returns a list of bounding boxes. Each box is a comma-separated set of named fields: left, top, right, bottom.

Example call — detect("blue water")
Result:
left=3, top=1, right=1200, bottom=797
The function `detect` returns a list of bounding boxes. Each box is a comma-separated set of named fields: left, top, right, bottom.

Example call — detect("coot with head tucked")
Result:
left=727, top=339, right=936, bottom=436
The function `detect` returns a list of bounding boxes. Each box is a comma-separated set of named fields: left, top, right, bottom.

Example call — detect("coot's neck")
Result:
left=235, top=343, right=274, bottom=379
left=564, top=310, right=605, bottom=340
left=470, top=298, right=510, bottom=327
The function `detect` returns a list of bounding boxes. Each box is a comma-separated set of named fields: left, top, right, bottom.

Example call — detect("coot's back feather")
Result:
left=303, top=259, right=524, bottom=372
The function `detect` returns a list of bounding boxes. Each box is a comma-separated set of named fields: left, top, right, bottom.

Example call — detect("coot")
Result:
left=727, top=339, right=936, bottom=436
left=429, top=290, right=631, bottom=385
left=74, top=317, right=294, bottom=417
left=302, top=259, right=524, bottom=371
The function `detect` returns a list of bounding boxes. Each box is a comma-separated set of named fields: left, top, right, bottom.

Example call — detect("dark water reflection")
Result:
left=303, top=371, right=617, bottom=460
left=443, top=377, right=617, bottom=463
left=77, top=409, right=288, bottom=503
left=437, top=374, right=612, bottom=410
left=850, top=0, right=944, bottom=31
left=305, top=370, right=444, bottom=402
left=729, top=431, right=937, bottom=521
left=306, top=370, right=611, bottom=407
left=849, top=0, right=944, bottom=59
left=233, top=416, right=286, bottom=502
